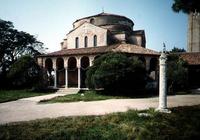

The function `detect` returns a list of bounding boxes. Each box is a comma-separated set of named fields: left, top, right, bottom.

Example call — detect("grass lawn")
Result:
left=0, top=90, right=54, bottom=103
left=40, top=90, right=130, bottom=103
left=0, top=105, right=200, bottom=140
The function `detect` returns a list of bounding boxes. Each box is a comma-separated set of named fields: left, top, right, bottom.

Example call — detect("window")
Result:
left=84, top=36, right=88, bottom=48
left=75, top=37, right=79, bottom=48
left=93, top=35, right=97, bottom=47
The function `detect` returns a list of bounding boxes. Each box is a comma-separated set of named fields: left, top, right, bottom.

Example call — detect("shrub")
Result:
left=86, top=53, right=147, bottom=96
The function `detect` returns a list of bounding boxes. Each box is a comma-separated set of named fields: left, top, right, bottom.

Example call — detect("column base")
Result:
left=156, top=108, right=171, bottom=113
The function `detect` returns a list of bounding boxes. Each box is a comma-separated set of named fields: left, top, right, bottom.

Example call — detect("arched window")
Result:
left=84, top=36, right=88, bottom=48
left=93, top=35, right=97, bottom=47
left=75, top=37, right=79, bottom=48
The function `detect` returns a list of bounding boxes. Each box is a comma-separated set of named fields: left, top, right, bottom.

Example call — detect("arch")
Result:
left=84, top=36, right=88, bottom=48
left=94, top=55, right=100, bottom=60
left=45, top=58, right=53, bottom=71
left=68, top=57, right=77, bottom=69
left=81, top=56, right=89, bottom=68
left=56, top=58, right=65, bottom=87
left=93, top=35, right=97, bottom=47
left=80, top=56, right=90, bottom=88
left=149, top=58, right=158, bottom=80
left=45, top=58, right=53, bottom=86
left=150, top=58, right=158, bottom=72
left=56, top=58, right=64, bottom=70
left=75, top=37, right=79, bottom=48
left=90, top=18, right=95, bottom=24
left=68, top=57, right=78, bottom=87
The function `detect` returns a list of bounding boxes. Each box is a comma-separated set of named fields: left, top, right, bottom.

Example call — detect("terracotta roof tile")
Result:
left=112, top=44, right=159, bottom=55
left=179, top=52, right=200, bottom=65
left=39, top=43, right=159, bottom=57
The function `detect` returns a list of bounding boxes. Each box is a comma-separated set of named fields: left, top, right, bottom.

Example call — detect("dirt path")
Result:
left=0, top=94, right=200, bottom=124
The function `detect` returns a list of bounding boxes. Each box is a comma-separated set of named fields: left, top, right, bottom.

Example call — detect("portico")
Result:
left=37, top=44, right=159, bottom=89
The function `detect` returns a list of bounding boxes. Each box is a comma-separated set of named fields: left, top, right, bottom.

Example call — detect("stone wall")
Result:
left=62, top=22, right=107, bottom=49
left=187, top=13, right=200, bottom=52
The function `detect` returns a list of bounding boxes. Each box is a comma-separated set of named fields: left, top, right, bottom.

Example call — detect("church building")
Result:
left=37, top=13, right=160, bottom=89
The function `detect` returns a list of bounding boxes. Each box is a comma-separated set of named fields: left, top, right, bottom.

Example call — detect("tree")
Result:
left=172, top=0, right=200, bottom=14
left=170, top=47, right=186, bottom=53
left=7, top=55, right=48, bottom=89
left=86, top=53, right=146, bottom=96
left=167, top=54, right=188, bottom=93
left=0, top=19, right=45, bottom=88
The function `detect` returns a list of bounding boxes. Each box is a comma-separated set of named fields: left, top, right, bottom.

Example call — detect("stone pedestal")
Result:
left=157, top=52, right=171, bottom=113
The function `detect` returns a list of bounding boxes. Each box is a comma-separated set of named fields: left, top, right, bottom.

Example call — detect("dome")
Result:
left=73, top=12, right=134, bottom=33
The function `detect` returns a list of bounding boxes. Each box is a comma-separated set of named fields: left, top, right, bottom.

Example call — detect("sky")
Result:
left=0, top=0, right=187, bottom=52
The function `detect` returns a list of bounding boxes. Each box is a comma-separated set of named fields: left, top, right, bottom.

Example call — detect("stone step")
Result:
left=56, top=88, right=80, bottom=95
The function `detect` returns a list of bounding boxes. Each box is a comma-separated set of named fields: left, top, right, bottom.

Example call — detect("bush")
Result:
left=86, top=53, right=147, bottom=96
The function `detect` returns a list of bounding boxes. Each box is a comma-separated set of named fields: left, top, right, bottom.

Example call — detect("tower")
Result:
left=187, top=11, right=200, bottom=52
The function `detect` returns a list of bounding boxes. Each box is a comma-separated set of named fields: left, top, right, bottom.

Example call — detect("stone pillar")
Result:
left=145, top=57, right=151, bottom=72
left=89, top=56, right=94, bottom=66
left=53, top=68, right=57, bottom=89
left=64, top=58, right=68, bottom=88
left=53, top=58, right=57, bottom=89
left=78, top=66, right=81, bottom=89
left=157, top=51, right=171, bottom=113
left=77, top=57, right=81, bottom=89
left=65, top=67, right=68, bottom=88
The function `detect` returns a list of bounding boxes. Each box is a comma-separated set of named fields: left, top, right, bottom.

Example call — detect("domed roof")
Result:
left=74, top=12, right=134, bottom=25
left=73, top=12, right=134, bottom=33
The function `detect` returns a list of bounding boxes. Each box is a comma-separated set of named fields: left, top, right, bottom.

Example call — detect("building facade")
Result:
left=37, top=13, right=160, bottom=89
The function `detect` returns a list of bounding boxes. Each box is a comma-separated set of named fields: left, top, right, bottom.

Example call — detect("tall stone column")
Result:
left=65, top=67, right=68, bottom=88
left=78, top=66, right=81, bottom=89
left=157, top=50, right=171, bottom=113
left=54, top=68, right=57, bottom=89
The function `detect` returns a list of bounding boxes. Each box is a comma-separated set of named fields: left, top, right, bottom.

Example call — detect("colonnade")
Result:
left=37, top=55, right=158, bottom=89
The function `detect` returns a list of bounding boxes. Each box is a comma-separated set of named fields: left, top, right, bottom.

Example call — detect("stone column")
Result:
left=78, top=66, right=81, bottom=89
left=65, top=67, right=68, bottom=88
left=77, top=57, right=81, bottom=89
left=53, top=68, right=57, bottom=89
left=145, top=57, right=151, bottom=72
left=53, top=58, right=57, bottom=89
left=64, top=58, right=68, bottom=88
left=89, top=56, right=95, bottom=66
left=157, top=51, right=171, bottom=113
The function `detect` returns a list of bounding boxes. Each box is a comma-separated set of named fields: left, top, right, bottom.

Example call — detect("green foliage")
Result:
left=167, top=54, right=188, bottom=92
left=172, top=0, right=200, bottom=14
left=86, top=53, right=146, bottom=95
left=0, top=105, right=200, bottom=140
left=0, top=19, right=45, bottom=89
left=170, top=47, right=186, bottom=53
left=7, top=55, right=48, bottom=89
